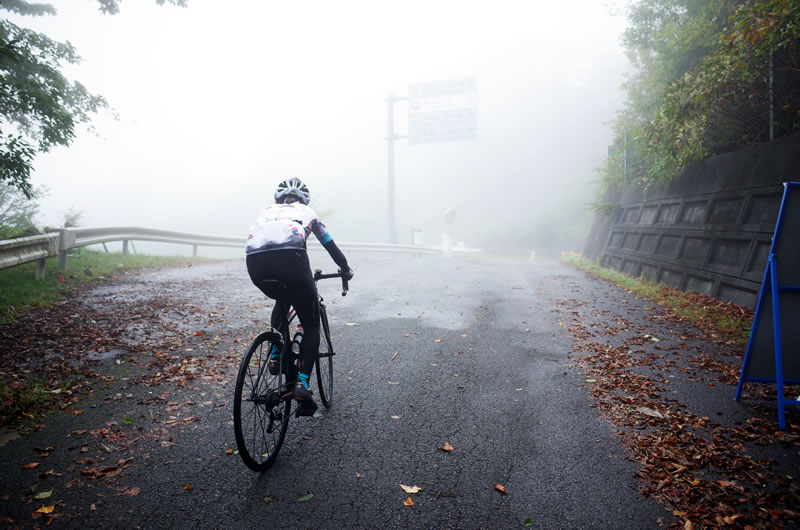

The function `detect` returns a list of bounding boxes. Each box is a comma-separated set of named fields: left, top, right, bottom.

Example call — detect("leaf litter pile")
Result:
left=0, top=266, right=256, bottom=526
left=555, top=283, right=800, bottom=529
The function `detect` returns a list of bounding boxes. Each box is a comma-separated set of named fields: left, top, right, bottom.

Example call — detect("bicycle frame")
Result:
left=233, top=268, right=349, bottom=471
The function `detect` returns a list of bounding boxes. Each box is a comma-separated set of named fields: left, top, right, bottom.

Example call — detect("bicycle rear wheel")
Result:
left=233, top=331, right=291, bottom=471
left=316, top=305, right=334, bottom=408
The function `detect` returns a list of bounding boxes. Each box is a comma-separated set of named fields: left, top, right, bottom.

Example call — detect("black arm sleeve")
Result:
left=323, top=240, right=349, bottom=271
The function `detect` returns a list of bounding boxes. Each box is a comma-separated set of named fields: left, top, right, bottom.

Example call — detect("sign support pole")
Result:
left=735, top=182, right=800, bottom=430
left=386, top=93, right=397, bottom=244
left=385, top=93, right=407, bottom=245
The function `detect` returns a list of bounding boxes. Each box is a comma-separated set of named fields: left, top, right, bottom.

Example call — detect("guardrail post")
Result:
left=193, top=245, right=197, bottom=257
left=122, top=240, right=129, bottom=256
left=58, top=229, right=75, bottom=270
left=35, top=258, right=46, bottom=280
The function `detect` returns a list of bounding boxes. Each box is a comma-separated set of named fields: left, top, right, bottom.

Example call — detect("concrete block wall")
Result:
left=584, top=133, right=800, bottom=309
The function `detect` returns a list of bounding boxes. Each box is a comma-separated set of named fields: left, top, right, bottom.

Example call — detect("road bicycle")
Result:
left=233, top=269, right=348, bottom=471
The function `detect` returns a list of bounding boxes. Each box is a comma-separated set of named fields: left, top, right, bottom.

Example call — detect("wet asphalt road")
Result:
left=1, top=255, right=671, bottom=528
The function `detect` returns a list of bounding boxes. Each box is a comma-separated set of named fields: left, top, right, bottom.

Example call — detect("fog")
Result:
left=10, top=0, right=630, bottom=257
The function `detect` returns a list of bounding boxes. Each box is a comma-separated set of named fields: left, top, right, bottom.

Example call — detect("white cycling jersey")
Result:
left=245, top=202, right=333, bottom=255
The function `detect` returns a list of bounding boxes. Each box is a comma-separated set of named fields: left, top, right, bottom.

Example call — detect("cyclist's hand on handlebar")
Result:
left=341, top=267, right=354, bottom=281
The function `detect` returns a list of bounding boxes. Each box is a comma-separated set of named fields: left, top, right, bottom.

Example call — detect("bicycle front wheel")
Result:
left=316, top=306, right=334, bottom=408
left=233, top=331, right=290, bottom=471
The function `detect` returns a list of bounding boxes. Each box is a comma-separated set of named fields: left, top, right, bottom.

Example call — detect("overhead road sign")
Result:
left=735, top=181, right=800, bottom=429
left=408, top=78, right=477, bottom=145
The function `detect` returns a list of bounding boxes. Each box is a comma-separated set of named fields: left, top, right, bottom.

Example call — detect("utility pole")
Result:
left=385, top=92, right=407, bottom=244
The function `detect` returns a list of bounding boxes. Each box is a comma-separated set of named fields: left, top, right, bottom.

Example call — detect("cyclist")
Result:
left=245, top=177, right=353, bottom=414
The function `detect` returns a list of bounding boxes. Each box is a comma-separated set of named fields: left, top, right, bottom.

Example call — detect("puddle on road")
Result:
left=85, top=347, right=127, bottom=361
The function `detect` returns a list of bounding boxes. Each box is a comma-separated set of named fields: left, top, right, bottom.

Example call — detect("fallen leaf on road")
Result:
left=73, top=410, right=84, bottom=416
left=184, top=484, right=193, bottom=491
left=524, top=518, right=533, bottom=527
left=297, top=493, right=313, bottom=502
left=192, top=331, right=204, bottom=336
left=717, top=480, right=743, bottom=490
left=400, top=484, right=422, bottom=494
left=635, top=407, right=665, bottom=419
left=121, top=487, right=141, bottom=496
left=35, top=506, right=54, bottom=514
left=584, top=379, right=597, bottom=383
left=183, top=417, right=200, bottom=422
left=403, top=497, right=415, bottom=506
left=81, top=465, right=123, bottom=480
left=263, top=496, right=273, bottom=502
left=90, top=503, right=96, bottom=511
left=355, top=472, right=362, bottom=478
left=34, top=489, right=53, bottom=500
left=23, top=462, right=39, bottom=469
left=439, top=442, right=454, bottom=452
left=494, top=484, right=508, bottom=494
left=225, top=448, right=233, bottom=455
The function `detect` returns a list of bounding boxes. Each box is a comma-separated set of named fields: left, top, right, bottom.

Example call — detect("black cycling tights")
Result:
left=246, top=249, right=320, bottom=378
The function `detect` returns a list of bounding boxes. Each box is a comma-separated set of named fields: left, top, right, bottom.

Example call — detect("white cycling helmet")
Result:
left=274, top=177, right=310, bottom=205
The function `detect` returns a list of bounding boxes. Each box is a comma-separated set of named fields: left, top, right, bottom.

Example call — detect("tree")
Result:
left=645, top=0, right=800, bottom=185
left=0, top=183, right=46, bottom=239
left=0, top=0, right=187, bottom=198
left=600, top=0, right=800, bottom=193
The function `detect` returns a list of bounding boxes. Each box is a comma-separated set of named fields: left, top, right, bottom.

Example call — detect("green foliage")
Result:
left=602, top=0, right=800, bottom=194
left=0, top=0, right=188, bottom=197
left=0, top=183, right=45, bottom=239
left=95, top=0, right=187, bottom=15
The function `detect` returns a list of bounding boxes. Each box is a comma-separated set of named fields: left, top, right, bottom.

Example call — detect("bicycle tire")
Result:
left=233, top=331, right=291, bottom=471
left=315, top=305, right=334, bottom=408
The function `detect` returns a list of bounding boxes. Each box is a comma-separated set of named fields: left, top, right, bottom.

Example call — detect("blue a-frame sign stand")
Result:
left=735, top=182, right=800, bottom=430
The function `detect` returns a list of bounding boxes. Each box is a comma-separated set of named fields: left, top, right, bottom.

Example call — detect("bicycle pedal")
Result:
left=295, top=403, right=318, bottom=417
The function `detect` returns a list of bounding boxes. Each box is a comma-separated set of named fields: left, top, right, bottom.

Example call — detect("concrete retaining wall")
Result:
left=583, top=133, right=800, bottom=308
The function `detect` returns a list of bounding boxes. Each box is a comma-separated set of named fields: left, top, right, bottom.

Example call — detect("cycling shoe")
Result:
left=292, top=382, right=318, bottom=416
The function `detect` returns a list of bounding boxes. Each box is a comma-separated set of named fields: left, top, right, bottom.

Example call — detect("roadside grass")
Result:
left=563, top=256, right=753, bottom=345
left=0, top=249, right=220, bottom=323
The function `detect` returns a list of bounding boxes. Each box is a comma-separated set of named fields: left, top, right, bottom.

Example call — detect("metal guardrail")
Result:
left=1, top=226, right=482, bottom=279
left=0, top=233, right=59, bottom=280
left=57, top=226, right=243, bottom=268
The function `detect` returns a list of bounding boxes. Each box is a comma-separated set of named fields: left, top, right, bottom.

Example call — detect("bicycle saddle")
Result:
left=259, top=280, right=288, bottom=302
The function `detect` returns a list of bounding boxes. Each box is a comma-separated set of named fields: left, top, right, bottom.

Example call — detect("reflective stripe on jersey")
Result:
left=245, top=203, right=333, bottom=254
